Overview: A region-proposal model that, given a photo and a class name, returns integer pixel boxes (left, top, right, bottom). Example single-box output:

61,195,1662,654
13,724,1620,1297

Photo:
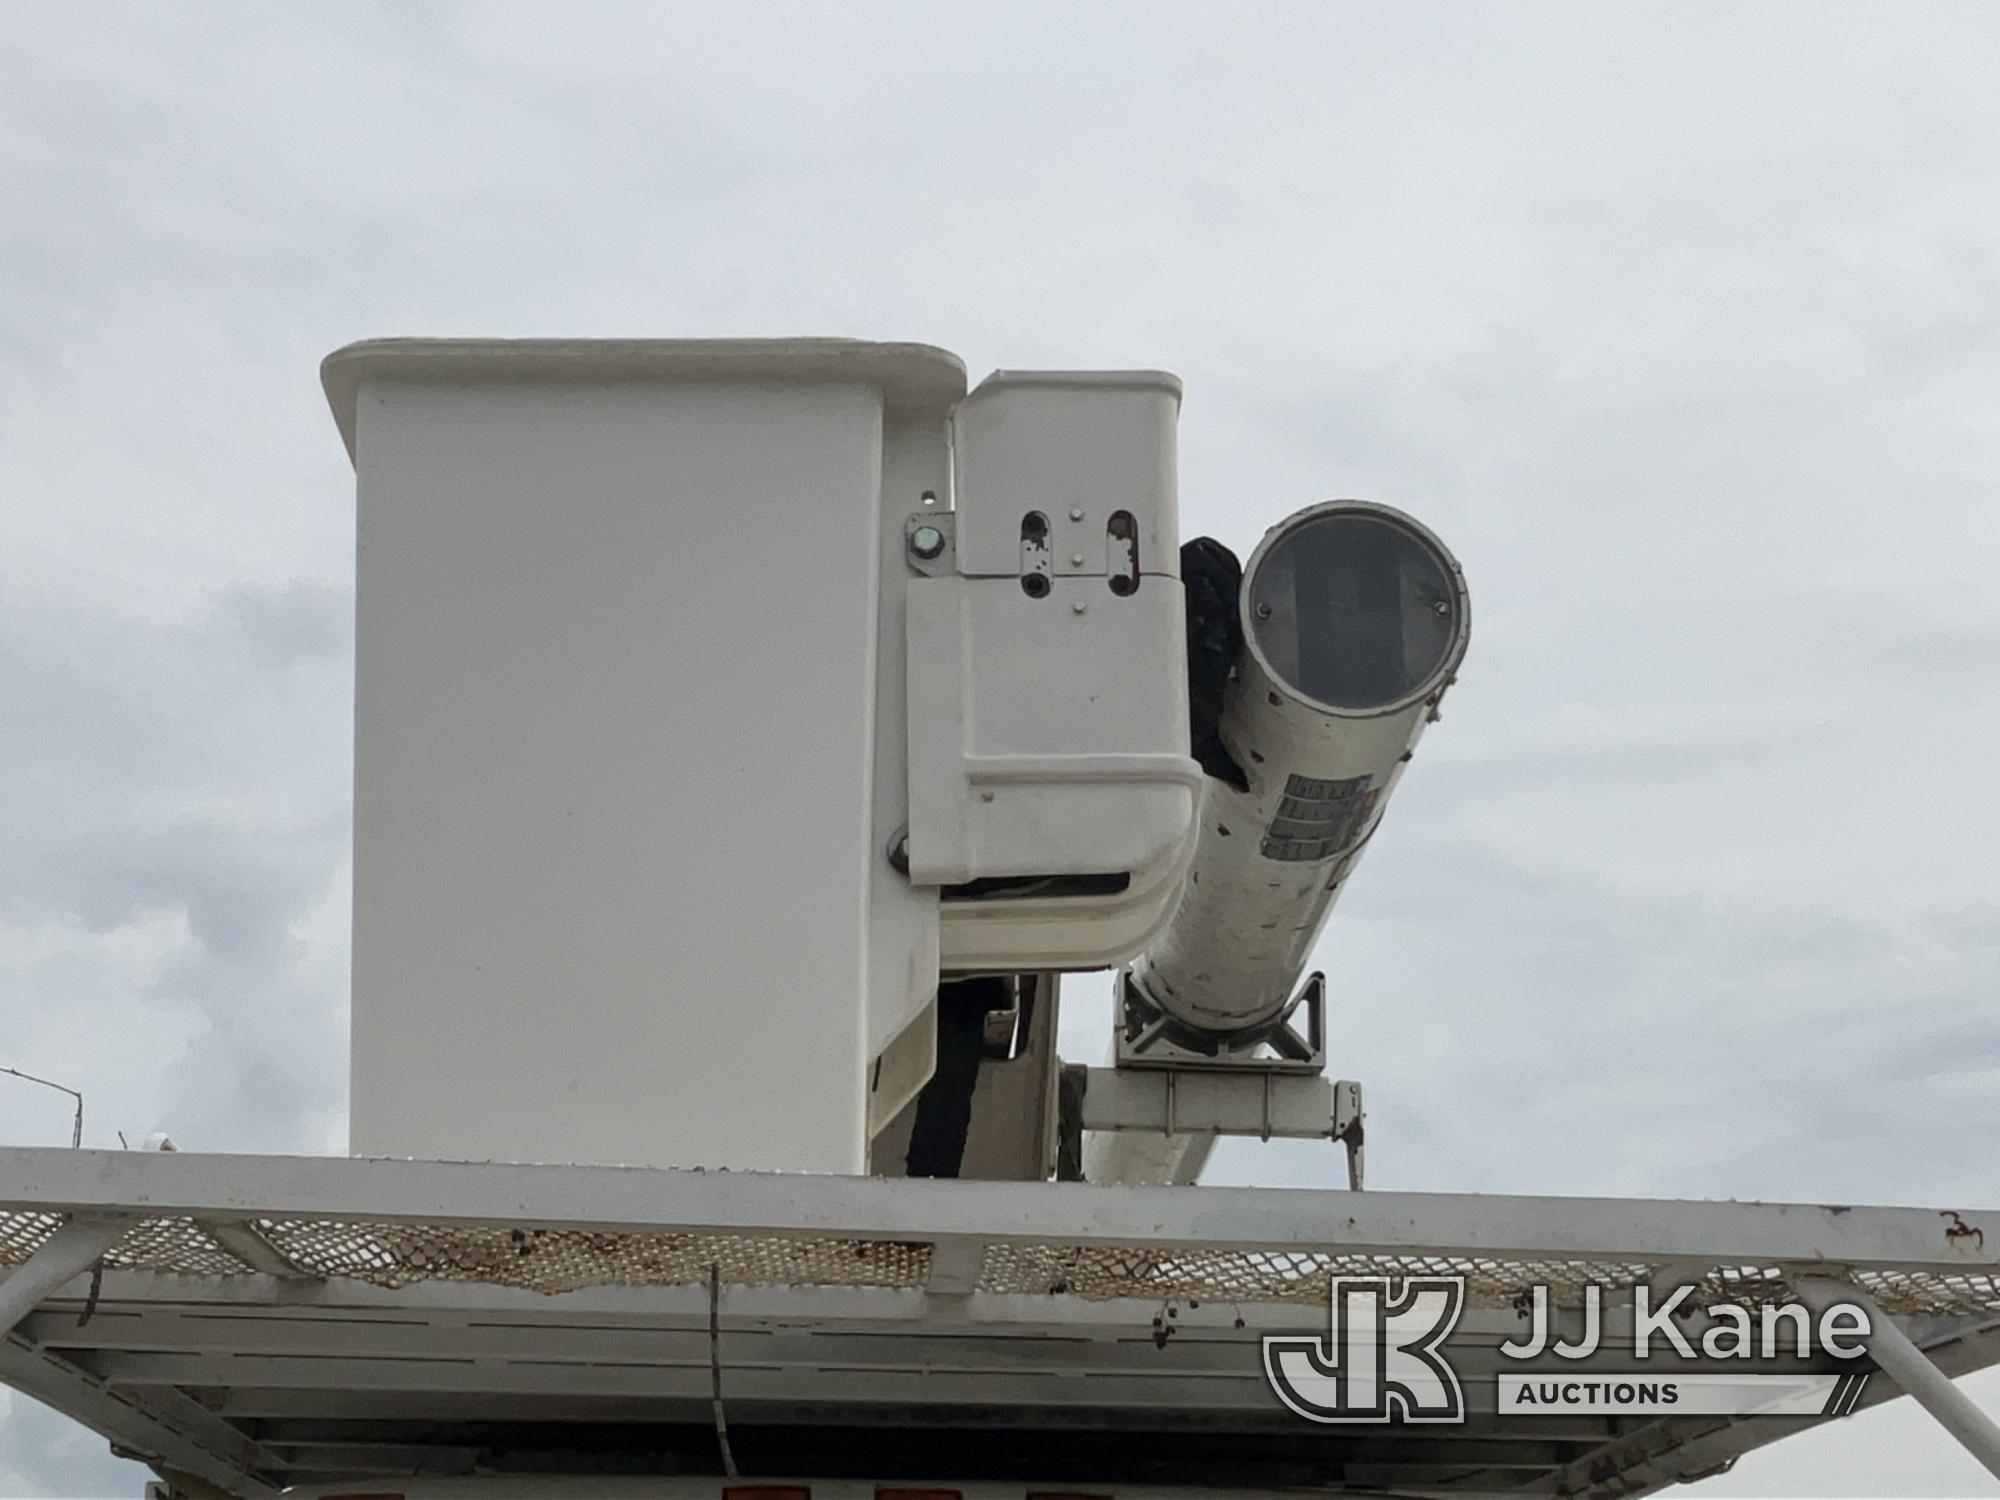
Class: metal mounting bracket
903,510,956,576
1113,967,1327,1074
1065,1064,1364,1188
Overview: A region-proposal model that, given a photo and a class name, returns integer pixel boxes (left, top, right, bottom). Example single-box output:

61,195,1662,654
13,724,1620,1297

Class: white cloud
5,2,2000,1494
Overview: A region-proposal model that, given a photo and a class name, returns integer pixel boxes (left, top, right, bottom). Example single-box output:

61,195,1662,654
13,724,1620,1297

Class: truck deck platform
3,1148,1996,1497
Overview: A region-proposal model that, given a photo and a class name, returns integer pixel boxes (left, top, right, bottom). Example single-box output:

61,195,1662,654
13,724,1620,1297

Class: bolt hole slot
1107,509,1140,595
1020,510,1054,598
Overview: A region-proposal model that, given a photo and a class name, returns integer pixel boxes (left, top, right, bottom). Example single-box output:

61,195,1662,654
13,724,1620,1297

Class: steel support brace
1798,1277,2000,1481
0,1214,130,1336
1078,1068,1363,1188
1076,1066,1343,1140
193,1219,314,1280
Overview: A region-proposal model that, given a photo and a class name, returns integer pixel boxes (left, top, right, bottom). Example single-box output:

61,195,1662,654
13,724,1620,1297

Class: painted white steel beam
191,1219,314,1280
0,1339,277,1495
0,1215,127,1336
76,1349,1588,1417
1075,1066,1340,1139
3,1148,1995,1274
1798,1277,2000,1482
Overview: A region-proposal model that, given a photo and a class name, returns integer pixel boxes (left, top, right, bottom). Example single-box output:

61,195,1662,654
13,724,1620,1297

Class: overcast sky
4,2,2000,1495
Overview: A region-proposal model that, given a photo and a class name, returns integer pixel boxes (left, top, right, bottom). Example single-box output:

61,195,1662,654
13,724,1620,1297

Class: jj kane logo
1263,1276,1467,1423
1263,1275,1874,1423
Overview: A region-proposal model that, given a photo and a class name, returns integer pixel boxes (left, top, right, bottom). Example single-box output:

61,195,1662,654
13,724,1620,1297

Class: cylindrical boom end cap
1243,501,1468,715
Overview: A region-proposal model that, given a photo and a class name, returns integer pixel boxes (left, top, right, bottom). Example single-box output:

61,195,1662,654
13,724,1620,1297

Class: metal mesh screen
1853,1266,2000,1318
975,1247,2000,1317
253,1219,931,1293
974,1244,1659,1309
104,1217,248,1277
0,1211,61,1266
3,1209,1995,1316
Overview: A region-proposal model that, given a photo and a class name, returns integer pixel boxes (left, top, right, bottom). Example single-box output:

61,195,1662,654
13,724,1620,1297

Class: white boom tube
1129,501,1470,1052
1093,503,1467,1188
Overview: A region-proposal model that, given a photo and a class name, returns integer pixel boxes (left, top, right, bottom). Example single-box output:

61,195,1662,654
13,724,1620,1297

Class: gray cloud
0,1391,143,1500
7,2,2000,1494
0,580,351,1159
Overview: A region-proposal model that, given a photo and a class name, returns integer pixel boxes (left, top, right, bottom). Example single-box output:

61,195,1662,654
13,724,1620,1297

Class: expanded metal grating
5,1209,1999,1315
1853,1266,2000,1318
979,1247,2000,1318
253,1219,931,1292
1693,1261,2000,1319
0,1213,265,1280
104,1217,247,1277
974,1243,1660,1308
0,1210,60,1266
